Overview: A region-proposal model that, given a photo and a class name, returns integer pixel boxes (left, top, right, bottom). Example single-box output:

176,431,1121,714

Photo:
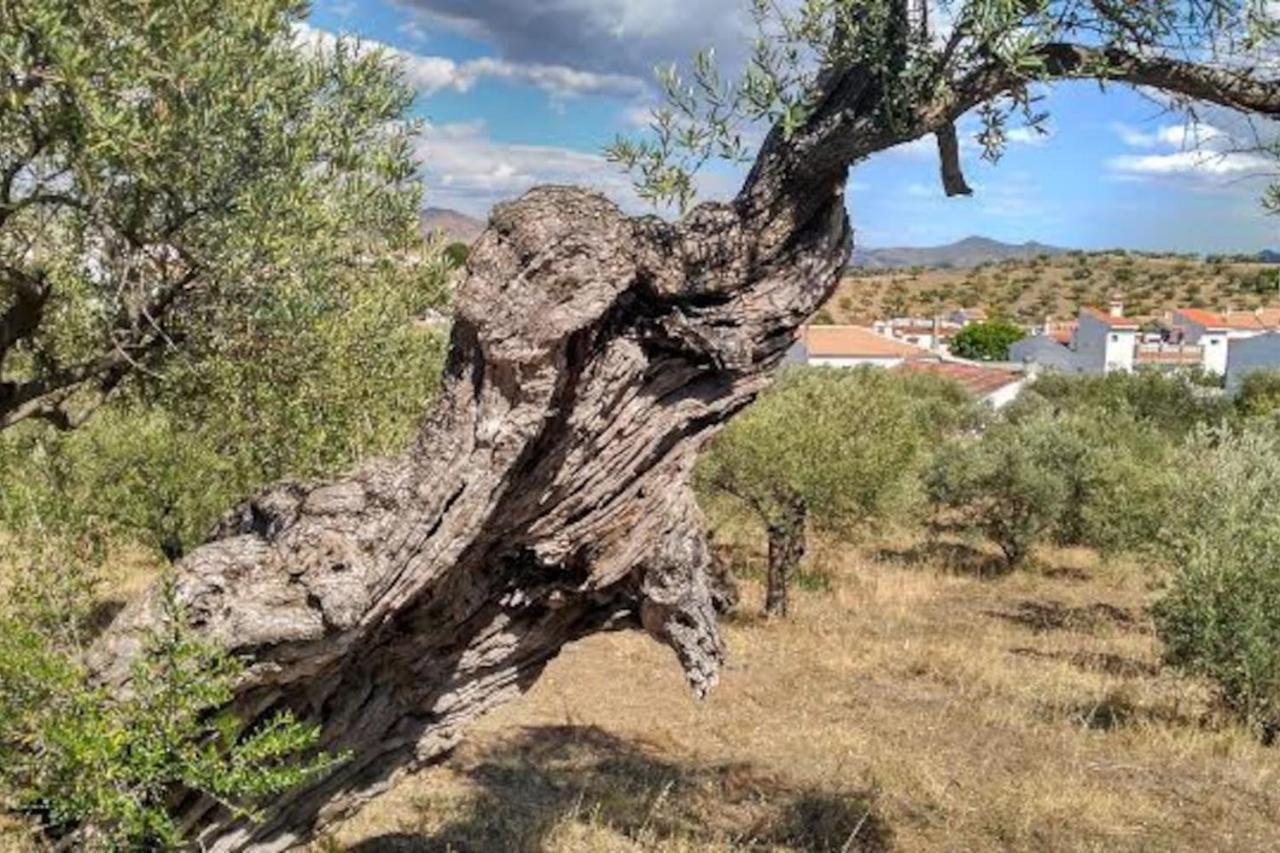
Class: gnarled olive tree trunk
88,142,853,849
86,38,1280,849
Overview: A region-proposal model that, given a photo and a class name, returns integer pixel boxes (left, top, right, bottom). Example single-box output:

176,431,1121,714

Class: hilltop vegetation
825,251,1280,324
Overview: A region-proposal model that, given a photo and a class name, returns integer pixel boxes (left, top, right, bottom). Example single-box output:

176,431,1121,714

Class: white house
1226,332,1280,394
871,317,960,351
790,325,937,368
1074,303,1139,373
1172,309,1234,375
895,360,1028,409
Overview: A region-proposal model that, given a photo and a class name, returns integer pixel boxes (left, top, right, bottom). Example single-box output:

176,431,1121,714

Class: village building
894,360,1028,409
1010,300,1266,377
1226,332,1280,394
789,325,938,368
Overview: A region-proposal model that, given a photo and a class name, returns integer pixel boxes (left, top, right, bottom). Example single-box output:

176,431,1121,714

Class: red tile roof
895,360,1024,397
1080,306,1140,329
1174,308,1230,329
802,326,933,358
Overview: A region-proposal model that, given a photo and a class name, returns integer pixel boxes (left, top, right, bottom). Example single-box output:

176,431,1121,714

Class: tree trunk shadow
340,724,892,852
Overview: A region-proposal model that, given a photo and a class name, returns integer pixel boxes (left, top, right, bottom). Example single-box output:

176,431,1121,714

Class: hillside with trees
824,252,1280,324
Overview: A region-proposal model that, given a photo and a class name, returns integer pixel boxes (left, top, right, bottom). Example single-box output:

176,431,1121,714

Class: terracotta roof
895,360,1024,397
1174,308,1230,329
1222,309,1280,330
1080,306,1140,329
802,325,933,358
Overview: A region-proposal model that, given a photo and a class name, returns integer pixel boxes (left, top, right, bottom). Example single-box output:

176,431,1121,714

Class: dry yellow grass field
314,538,1280,853
828,253,1280,325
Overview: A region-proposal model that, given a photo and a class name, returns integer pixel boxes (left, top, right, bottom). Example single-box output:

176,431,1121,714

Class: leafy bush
1237,369,1280,419
927,413,1072,569
0,578,342,849
1153,427,1280,740
1029,370,1231,439
949,320,1025,361
699,367,980,614
0,258,448,559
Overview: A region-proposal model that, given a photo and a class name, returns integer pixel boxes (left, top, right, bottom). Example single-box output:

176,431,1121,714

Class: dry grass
5,534,1277,851
319,537,1280,852
827,253,1279,325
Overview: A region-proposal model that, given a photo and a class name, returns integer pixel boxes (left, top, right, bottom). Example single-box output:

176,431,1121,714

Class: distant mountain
1259,249,1280,264
420,207,485,244
850,236,1069,269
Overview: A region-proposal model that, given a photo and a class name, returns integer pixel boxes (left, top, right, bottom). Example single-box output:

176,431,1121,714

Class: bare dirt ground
318,540,1280,852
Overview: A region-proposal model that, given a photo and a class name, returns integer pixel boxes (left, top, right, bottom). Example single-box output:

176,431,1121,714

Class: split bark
88,178,851,850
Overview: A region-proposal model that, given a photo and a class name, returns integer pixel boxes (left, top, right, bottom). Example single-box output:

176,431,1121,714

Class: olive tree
82,1,1280,848
1153,426,1280,741
0,0,421,431
698,367,970,616
927,412,1072,569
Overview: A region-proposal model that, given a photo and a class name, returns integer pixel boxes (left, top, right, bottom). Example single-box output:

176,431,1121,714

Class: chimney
1109,296,1125,318
1044,316,1054,335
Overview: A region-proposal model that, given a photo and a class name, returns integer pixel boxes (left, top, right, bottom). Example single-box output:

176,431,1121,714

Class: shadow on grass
1009,646,1159,678
873,540,1008,578
985,600,1143,635
346,725,892,852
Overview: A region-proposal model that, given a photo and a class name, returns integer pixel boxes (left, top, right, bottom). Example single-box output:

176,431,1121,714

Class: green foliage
0,258,448,558
608,0,1279,211
444,241,471,269
1029,369,1232,439
0,0,424,429
1152,427,1280,740
1237,369,1280,419
949,320,1025,362
927,413,1071,569
0,579,344,849
699,367,980,536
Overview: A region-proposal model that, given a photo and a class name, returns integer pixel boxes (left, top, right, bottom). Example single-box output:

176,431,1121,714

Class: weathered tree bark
84,34,1280,851
88,170,851,850
765,505,806,619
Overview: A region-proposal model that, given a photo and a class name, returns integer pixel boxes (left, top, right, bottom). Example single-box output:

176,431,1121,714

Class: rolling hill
849,236,1069,269
420,207,486,244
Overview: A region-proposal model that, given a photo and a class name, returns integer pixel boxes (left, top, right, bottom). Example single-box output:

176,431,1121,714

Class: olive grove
43,0,1280,848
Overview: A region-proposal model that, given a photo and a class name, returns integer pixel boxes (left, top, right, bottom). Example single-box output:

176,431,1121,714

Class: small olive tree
1237,369,1280,418
0,579,343,849
927,412,1073,569
699,367,976,616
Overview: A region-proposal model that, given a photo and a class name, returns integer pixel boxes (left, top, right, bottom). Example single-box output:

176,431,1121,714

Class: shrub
1237,370,1280,419
949,320,1025,361
1153,427,1280,740
0,577,343,849
926,413,1072,569
699,368,980,614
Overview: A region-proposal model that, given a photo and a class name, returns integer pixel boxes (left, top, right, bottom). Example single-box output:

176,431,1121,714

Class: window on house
1111,335,1119,343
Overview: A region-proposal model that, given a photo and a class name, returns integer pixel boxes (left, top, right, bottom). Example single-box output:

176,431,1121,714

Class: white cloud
398,17,430,44
417,121,735,216
1108,120,1273,181
295,22,646,101
1112,121,1224,150
1005,126,1050,146
1108,149,1273,177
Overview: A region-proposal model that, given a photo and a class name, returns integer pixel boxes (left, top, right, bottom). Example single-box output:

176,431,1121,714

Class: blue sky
307,0,1280,253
